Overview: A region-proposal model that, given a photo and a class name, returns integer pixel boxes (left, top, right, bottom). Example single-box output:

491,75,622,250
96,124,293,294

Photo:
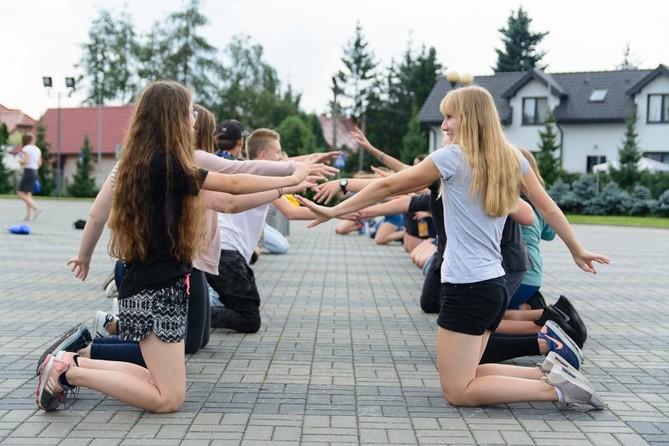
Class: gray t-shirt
429,144,529,284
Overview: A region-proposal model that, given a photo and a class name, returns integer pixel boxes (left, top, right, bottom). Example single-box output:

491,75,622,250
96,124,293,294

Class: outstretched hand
304,151,343,165
572,250,611,274
292,163,326,184
67,256,90,281
300,157,339,178
295,195,334,228
311,179,343,204
350,127,373,151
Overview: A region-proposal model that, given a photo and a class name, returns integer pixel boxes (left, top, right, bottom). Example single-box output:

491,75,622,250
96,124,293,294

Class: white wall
504,80,562,152
635,75,669,153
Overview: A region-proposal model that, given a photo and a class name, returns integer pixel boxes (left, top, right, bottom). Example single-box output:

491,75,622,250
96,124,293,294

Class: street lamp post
446,70,474,89
43,76,75,197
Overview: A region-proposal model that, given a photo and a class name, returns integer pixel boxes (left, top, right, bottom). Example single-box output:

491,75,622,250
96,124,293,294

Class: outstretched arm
522,168,610,273
297,158,441,227
202,163,321,195
67,170,114,280
351,127,409,172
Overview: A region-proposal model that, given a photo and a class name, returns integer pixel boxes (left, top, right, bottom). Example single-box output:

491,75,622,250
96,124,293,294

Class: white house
418,64,669,173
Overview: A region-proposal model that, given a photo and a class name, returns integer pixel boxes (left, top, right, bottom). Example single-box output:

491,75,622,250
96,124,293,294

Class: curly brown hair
108,80,205,264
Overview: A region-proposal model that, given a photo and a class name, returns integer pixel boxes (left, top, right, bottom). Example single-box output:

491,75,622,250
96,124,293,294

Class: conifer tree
609,116,642,191
67,135,98,197
536,111,561,186
494,7,548,72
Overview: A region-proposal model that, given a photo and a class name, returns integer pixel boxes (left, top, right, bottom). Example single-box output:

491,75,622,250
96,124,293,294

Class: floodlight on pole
43,76,76,197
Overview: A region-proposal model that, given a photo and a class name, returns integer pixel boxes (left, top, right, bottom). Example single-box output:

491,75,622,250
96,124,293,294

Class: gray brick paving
1,197,668,445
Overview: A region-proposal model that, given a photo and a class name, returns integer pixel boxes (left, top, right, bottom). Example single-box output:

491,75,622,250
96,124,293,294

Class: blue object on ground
8,224,30,234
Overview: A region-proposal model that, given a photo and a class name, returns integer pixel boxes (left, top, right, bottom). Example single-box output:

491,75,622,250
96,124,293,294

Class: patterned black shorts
117,278,188,343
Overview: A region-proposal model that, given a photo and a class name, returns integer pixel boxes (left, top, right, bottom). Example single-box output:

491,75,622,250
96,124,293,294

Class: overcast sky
2,0,667,120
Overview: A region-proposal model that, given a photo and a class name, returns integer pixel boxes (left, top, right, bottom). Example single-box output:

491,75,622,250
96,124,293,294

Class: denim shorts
436,276,508,335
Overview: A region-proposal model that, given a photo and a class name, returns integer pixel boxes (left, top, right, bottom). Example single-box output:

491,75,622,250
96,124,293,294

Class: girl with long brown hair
37,80,318,413
297,85,610,411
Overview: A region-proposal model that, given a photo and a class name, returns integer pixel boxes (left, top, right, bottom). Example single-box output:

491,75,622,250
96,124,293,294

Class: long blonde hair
439,85,522,217
109,80,205,264
194,104,216,153
518,148,544,187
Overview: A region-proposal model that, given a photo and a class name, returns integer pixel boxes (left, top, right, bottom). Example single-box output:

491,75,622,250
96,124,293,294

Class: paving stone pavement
0,197,668,445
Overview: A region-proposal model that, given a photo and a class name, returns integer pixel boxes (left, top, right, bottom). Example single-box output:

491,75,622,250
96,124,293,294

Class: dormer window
589,88,608,102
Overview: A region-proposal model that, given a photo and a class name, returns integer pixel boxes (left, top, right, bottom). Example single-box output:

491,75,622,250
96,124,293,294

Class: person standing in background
16,132,42,220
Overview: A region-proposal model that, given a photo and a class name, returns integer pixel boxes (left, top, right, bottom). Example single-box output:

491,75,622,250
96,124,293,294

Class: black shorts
436,276,508,335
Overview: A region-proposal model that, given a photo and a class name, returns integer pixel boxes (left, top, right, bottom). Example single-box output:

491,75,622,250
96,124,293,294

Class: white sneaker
543,365,606,411
92,311,115,338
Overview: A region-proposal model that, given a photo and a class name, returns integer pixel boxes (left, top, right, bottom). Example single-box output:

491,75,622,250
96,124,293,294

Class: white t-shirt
22,144,41,170
218,204,270,264
429,144,529,284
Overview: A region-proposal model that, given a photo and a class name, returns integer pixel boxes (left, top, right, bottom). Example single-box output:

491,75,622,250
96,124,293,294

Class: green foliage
35,122,54,196
364,41,441,164
609,116,642,191
136,0,221,105
536,111,561,186
78,7,137,104
548,174,668,218
275,116,316,157
628,186,657,216
399,111,428,165
67,135,98,198
210,35,301,129
335,22,377,122
584,182,631,215
638,170,669,198
653,190,669,217
0,123,13,193
494,6,548,72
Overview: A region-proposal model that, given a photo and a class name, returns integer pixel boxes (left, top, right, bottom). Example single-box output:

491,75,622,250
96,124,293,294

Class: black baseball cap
215,119,244,141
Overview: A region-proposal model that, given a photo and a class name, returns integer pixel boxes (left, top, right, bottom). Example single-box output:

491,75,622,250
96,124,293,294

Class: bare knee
150,393,185,413
441,385,476,407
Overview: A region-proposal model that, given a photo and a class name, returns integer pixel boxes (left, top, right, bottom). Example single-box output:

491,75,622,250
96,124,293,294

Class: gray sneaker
539,351,592,388
544,365,606,411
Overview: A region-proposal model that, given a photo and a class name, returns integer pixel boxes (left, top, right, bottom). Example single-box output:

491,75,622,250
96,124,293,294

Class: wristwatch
339,178,348,194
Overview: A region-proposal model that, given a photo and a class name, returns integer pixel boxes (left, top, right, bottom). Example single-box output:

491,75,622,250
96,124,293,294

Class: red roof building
0,104,38,136
40,104,134,186
318,115,359,151
41,105,134,156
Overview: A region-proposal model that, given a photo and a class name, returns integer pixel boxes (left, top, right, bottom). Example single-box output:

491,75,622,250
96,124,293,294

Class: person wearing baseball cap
215,119,245,160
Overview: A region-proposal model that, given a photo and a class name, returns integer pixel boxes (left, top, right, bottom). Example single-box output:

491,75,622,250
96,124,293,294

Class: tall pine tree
609,116,642,191
0,123,13,193
67,135,98,198
494,7,548,72
536,111,561,187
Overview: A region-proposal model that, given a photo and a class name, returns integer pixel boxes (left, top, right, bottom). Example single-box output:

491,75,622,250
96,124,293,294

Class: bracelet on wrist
277,187,283,198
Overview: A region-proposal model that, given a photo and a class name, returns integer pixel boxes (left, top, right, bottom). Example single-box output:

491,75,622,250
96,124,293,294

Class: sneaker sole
35,357,59,411
541,352,592,388
544,367,605,411
35,325,90,376
544,320,584,369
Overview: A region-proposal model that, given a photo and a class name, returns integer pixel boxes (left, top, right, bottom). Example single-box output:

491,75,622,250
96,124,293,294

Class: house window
648,94,669,123
522,97,548,125
589,88,608,102
587,155,606,173
644,152,669,163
